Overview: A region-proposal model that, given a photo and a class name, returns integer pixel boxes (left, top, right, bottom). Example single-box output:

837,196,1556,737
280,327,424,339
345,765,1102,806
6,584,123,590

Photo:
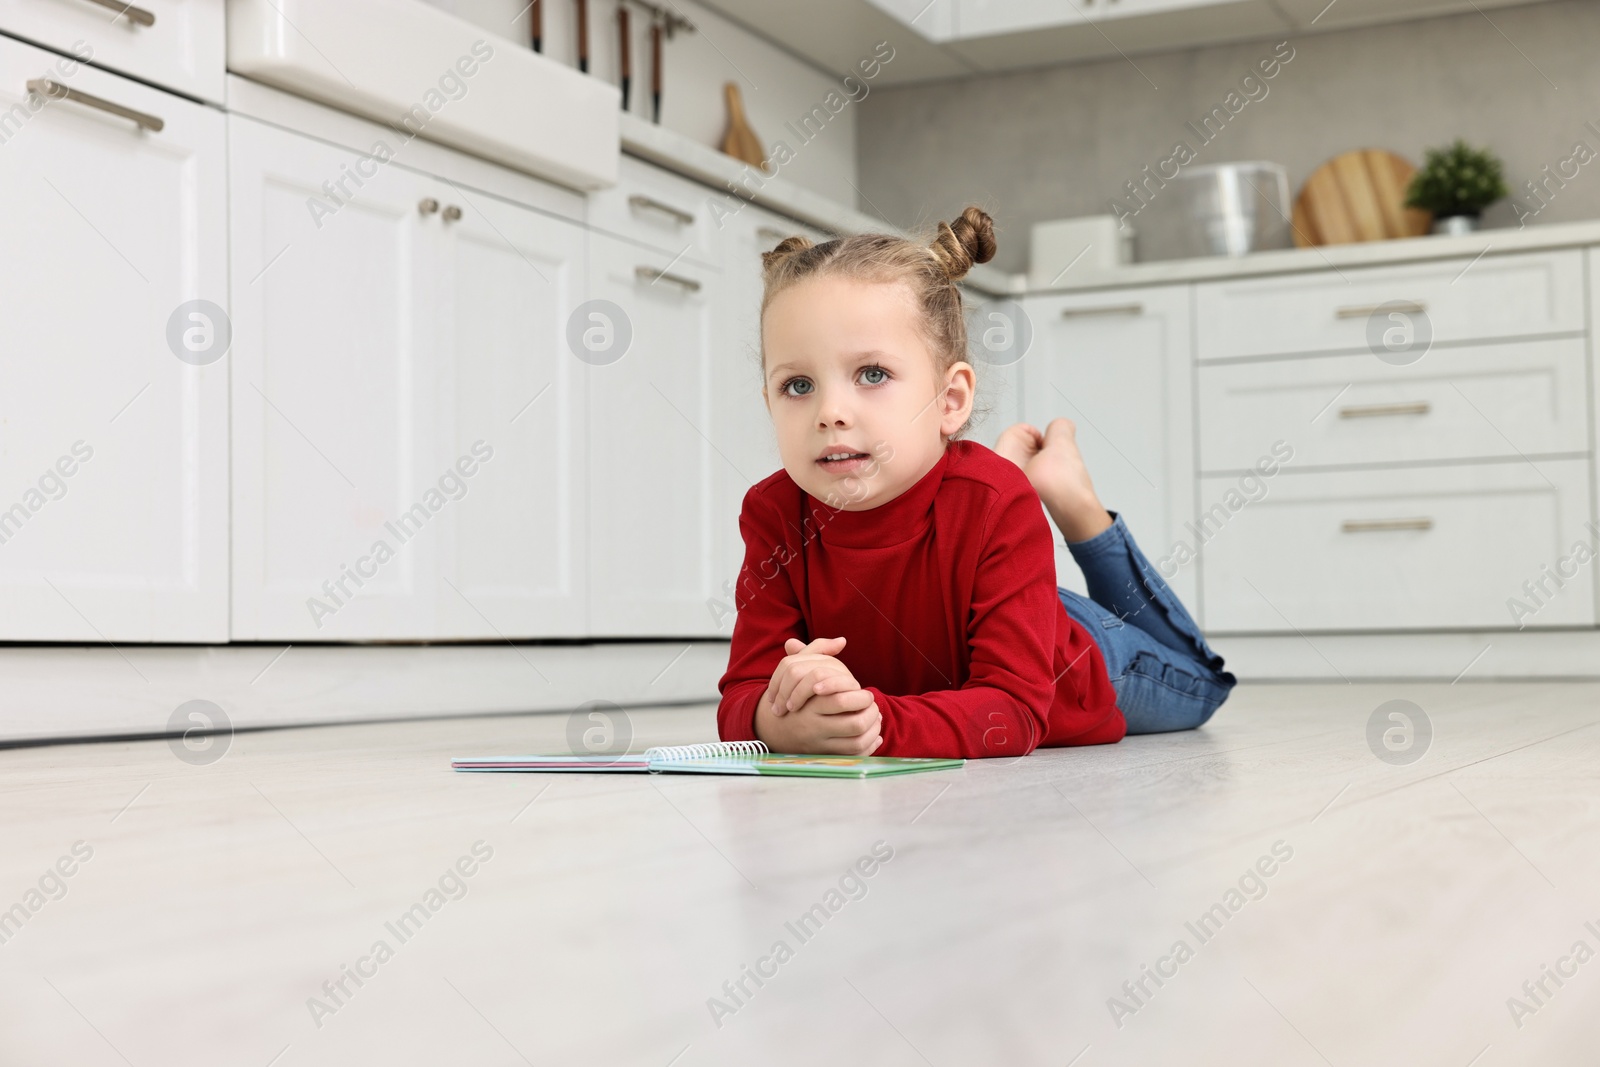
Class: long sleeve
715,485,807,742
864,485,1058,759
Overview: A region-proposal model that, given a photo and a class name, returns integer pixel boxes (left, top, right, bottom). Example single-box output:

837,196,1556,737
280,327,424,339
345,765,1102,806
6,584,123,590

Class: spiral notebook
451,740,963,778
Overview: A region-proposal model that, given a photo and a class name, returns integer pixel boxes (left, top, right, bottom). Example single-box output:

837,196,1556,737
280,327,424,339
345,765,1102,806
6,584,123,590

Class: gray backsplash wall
856,0,1600,273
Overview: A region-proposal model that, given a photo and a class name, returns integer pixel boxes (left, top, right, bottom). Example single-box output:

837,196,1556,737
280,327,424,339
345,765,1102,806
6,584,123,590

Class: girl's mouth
816,452,872,474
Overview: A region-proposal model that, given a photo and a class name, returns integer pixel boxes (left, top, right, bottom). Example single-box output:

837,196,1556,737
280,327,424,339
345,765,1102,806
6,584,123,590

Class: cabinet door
229,115,441,640
435,186,588,638
1019,286,1197,610
0,36,227,641
586,230,723,636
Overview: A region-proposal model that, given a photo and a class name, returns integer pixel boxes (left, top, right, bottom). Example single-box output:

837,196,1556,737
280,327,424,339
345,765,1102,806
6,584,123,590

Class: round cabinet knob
418,198,440,215
442,205,463,222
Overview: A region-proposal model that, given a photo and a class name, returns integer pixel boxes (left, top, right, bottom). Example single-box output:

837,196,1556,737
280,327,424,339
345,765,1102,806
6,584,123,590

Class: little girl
715,206,1237,759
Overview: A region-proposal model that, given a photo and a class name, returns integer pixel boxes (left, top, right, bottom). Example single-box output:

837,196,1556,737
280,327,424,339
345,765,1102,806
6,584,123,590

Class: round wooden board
1291,149,1434,247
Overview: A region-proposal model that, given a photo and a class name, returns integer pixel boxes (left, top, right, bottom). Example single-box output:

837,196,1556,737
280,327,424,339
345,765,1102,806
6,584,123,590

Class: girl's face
761,274,974,511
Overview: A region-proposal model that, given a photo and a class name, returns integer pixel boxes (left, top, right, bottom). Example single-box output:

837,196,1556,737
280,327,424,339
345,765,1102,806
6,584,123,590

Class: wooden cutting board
1292,149,1433,246
720,82,767,170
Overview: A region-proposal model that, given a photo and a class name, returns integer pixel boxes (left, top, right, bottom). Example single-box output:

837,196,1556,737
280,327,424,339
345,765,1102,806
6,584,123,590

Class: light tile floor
2,681,1598,1066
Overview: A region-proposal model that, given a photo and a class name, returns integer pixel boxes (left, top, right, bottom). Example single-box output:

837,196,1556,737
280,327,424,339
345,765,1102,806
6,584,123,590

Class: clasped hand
753,636,883,756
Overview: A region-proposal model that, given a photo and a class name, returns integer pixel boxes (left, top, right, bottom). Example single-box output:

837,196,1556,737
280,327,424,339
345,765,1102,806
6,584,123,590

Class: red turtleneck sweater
715,440,1126,759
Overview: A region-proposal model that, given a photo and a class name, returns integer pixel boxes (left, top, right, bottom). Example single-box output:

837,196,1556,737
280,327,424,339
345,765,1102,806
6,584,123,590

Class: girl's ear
937,361,977,438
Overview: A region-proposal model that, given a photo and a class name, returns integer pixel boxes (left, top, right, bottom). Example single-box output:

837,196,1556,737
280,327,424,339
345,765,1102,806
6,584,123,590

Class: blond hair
758,205,998,440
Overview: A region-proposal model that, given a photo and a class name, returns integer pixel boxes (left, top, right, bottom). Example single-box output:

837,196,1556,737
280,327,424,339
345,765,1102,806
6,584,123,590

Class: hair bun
929,205,997,283
761,234,814,283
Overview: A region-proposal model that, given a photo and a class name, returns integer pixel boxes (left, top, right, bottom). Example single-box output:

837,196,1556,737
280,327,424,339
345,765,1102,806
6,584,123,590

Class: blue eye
861,366,889,385
781,377,814,397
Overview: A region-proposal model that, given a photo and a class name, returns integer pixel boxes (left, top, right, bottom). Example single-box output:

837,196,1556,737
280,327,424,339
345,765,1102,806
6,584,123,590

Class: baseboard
0,641,730,745
4,630,1595,745
1208,628,1600,681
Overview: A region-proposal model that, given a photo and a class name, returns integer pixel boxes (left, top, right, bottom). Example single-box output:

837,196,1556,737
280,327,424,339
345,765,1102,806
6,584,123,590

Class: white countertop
620,112,1600,298
1030,217,1600,294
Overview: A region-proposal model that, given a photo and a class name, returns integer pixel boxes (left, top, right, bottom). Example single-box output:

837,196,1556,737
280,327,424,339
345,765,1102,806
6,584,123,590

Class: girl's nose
815,389,851,428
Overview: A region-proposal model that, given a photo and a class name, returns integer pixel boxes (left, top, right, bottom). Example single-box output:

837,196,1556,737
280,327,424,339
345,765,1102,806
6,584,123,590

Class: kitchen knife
576,0,588,73
650,16,662,123
619,6,630,110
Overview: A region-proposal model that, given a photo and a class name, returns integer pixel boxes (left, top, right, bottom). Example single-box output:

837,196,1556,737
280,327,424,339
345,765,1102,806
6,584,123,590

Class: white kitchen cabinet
230,114,588,640
435,181,588,639
0,0,226,103
1197,337,1590,472
585,228,725,637
230,115,441,640
0,34,227,642
1194,249,1585,361
1201,459,1596,631
1018,286,1197,609
963,286,1025,451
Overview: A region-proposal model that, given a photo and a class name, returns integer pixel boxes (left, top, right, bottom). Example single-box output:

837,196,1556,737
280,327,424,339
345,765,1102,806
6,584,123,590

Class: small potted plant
1404,139,1510,236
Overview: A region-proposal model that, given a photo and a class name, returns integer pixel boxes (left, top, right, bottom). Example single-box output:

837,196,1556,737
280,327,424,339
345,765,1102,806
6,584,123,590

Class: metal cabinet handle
635,265,701,292
27,78,163,132
442,205,463,222
1341,517,1434,533
1060,302,1142,318
628,194,694,226
418,198,440,215
1339,401,1431,419
1335,299,1427,319
74,0,156,26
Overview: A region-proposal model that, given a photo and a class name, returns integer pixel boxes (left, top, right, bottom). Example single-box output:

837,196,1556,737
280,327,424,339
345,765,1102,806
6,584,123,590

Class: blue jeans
1057,511,1236,734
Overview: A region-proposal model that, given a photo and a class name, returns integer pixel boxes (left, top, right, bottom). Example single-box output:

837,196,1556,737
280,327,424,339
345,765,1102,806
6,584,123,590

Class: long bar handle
1341,517,1434,533
635,264,701,292
27,78,164,132
1335,299,1427,319
76,0,156,25
1060,302,1143,319
1339,401,1431,419
628,194,694,226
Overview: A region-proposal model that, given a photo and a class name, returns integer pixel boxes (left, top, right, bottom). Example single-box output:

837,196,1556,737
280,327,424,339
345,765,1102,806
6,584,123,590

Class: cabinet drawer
1196,249,1585,361
1200,459,1596,631
1198,337,1590,472
0,0,224,103
587,154,720,269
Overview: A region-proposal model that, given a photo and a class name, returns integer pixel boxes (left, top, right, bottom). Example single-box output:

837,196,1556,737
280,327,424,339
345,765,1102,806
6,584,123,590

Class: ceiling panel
700,0,1560,84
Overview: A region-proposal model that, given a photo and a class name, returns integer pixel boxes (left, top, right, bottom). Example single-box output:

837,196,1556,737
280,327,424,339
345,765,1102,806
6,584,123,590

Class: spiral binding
643,740,769,762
